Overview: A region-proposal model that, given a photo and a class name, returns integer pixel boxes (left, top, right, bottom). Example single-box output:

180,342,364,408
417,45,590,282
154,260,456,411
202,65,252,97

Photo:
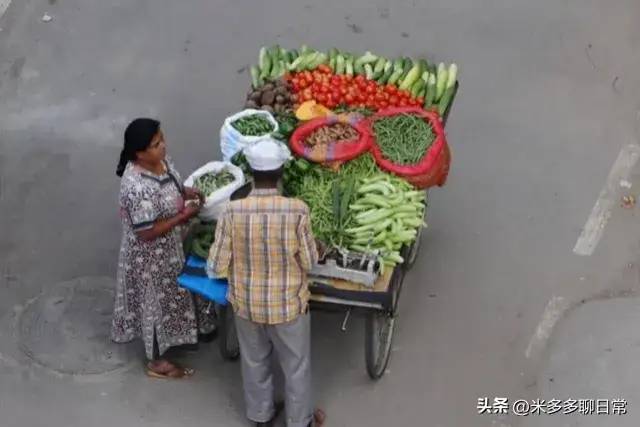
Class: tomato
357,93,367,103
355,75,365,84
417,96,425,105
339,86,348,96
399,99,408,107
379,100,389,109
385,84,398,94
344,74,353,81
316,93,327,103
375,92,385,101
345,93,355,104
365,85,376,95
317,64,330,74
389,95,399,105
303,88,312,99
320,84,330,94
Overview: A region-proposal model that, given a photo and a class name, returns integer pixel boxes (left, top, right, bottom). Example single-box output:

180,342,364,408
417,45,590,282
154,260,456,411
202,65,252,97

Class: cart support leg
341,308,352,332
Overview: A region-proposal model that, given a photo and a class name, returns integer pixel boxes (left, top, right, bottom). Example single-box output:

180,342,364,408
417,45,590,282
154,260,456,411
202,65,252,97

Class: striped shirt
207,188,318,324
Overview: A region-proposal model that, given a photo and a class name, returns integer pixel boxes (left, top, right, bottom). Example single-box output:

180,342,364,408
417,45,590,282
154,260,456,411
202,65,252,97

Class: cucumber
307,52,327,70
378,61,394,84
259,47,272,79
285,51,295,65
438,85,456,115
250,65,261,89
328,47,339,62
410,79,425,98
354,51,378,69
446,63,458,88
364,63,374,79
278,46,287,61
373,57,387,74
335,54,346,74
345,55,354,76
402,57,413,76
399,63,422,91
297,52,318,71
329,56,337,72
288,55,305,71
299,44,311,55
435,62,448,101
425,73,437,107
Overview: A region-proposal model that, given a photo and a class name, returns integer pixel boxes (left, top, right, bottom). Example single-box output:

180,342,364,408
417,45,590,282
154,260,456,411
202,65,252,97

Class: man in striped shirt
208,140,324,427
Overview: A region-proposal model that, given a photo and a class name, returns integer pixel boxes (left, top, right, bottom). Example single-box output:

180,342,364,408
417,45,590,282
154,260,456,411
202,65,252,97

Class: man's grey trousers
234,313,313,427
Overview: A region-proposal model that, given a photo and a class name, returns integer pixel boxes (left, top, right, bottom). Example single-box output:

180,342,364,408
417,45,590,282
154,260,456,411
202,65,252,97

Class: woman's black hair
116,118,161,177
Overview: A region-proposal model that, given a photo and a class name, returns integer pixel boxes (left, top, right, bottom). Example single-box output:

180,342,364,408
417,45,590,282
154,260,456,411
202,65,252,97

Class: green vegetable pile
194,170,235,196
188,223,215,259
284,154,380,246
272,112,299,141
231,114,275,136
347,174,426,268
373,114,435,165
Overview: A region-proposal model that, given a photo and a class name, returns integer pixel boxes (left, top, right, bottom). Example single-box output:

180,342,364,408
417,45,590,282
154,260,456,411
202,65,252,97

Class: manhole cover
18,276,137,375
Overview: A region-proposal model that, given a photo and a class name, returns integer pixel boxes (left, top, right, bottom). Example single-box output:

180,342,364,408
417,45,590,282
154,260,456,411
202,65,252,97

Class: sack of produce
289,114,372,165
369,107,450,189
184,162,245,221
220,109,280,161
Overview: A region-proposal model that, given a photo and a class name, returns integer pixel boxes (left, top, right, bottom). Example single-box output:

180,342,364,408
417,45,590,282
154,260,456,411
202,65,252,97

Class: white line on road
525,296,569,359
573,144,640,256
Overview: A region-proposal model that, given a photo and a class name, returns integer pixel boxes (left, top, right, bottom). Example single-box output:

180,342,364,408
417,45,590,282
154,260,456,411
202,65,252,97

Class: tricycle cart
208,203,425,380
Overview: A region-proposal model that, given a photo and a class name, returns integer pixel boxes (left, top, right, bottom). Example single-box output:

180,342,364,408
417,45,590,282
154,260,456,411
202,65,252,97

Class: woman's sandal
145,361,194,379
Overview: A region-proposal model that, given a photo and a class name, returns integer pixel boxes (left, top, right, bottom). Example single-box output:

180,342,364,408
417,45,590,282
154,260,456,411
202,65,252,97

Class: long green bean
372,114,435,165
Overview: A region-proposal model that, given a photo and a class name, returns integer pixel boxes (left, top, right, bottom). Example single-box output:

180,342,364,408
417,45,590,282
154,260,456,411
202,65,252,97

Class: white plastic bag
220,109,280,161
184,162,245,221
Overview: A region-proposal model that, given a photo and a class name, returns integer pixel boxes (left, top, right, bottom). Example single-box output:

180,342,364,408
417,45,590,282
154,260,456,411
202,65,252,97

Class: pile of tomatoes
286,65,424,110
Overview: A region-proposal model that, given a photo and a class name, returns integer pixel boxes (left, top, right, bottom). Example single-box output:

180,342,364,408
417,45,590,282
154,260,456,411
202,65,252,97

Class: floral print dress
111,158,215,360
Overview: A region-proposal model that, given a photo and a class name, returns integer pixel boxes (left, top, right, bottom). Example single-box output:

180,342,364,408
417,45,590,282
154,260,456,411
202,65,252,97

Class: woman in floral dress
112,118,216,378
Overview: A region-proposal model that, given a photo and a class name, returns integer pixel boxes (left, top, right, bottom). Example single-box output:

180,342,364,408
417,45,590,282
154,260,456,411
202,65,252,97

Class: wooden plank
310,269,393,294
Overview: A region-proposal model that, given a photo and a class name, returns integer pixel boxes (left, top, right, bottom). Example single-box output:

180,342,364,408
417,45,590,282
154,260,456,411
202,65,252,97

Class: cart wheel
216,304,240,361
365,311,396,380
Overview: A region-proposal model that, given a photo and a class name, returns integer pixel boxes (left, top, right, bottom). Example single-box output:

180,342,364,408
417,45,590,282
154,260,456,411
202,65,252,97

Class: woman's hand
184,187,205,205
180,203,201,221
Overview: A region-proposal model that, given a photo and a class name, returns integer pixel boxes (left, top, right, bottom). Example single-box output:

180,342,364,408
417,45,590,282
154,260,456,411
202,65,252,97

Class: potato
260,90,276,106
245,100,259,109
249,91,262,102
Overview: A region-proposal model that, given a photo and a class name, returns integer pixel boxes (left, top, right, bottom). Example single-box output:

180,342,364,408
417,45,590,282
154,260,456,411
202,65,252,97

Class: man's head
244,139,290,188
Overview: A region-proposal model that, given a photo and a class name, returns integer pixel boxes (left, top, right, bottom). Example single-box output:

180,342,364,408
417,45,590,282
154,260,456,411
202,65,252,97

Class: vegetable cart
181,44,458,380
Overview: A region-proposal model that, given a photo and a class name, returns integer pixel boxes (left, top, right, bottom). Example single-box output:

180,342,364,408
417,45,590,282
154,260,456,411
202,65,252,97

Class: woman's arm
136,205,199,242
